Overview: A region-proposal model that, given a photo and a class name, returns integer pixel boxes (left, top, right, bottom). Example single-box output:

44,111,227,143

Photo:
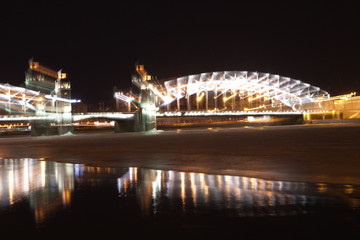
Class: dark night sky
1,1,359,105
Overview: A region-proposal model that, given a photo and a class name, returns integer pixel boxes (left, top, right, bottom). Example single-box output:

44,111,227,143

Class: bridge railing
156,110,303,117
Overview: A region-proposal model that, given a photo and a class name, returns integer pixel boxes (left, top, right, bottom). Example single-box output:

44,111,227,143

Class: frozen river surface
1,123,360,185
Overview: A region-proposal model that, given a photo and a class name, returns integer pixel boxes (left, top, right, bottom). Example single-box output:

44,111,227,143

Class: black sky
1,1,359,104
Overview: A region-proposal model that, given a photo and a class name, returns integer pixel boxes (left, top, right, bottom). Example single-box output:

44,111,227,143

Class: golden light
197,92,205,101
223,93,237,102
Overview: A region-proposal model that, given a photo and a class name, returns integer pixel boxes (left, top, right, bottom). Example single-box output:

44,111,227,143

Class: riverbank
1,123,360,185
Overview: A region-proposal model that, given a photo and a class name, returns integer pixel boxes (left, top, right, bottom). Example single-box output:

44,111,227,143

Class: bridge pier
114,115,139,133
30,113,74,136
113,96,156,133
30,119,58,136
137,89,157,131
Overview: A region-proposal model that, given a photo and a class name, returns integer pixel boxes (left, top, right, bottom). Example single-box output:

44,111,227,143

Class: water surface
1,158,359,239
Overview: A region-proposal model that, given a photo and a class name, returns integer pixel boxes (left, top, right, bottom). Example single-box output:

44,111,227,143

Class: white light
45,95,80,103
63,106,71,113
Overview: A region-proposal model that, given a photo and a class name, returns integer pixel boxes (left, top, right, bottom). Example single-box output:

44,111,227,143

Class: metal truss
161,71,329,111
0,83,79,115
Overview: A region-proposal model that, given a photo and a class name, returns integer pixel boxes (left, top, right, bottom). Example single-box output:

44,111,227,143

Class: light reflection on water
0,158,359,231
118,167,360,217
0,158,78,223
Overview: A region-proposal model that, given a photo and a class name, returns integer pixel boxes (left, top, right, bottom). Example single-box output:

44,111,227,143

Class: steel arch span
158,71,329,112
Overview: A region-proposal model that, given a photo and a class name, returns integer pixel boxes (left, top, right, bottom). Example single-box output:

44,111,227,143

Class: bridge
0,59,80,136
0,112,136,122
0,61,158,135
115,70,329,112
115,67,360,126
1,61,359,136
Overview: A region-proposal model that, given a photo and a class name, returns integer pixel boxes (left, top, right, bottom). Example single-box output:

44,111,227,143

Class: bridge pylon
129,65,157,132
26,59,74,136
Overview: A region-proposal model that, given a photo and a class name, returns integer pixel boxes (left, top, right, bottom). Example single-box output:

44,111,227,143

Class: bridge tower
130,65,157,132
25,59,74,136
54,69,73,135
